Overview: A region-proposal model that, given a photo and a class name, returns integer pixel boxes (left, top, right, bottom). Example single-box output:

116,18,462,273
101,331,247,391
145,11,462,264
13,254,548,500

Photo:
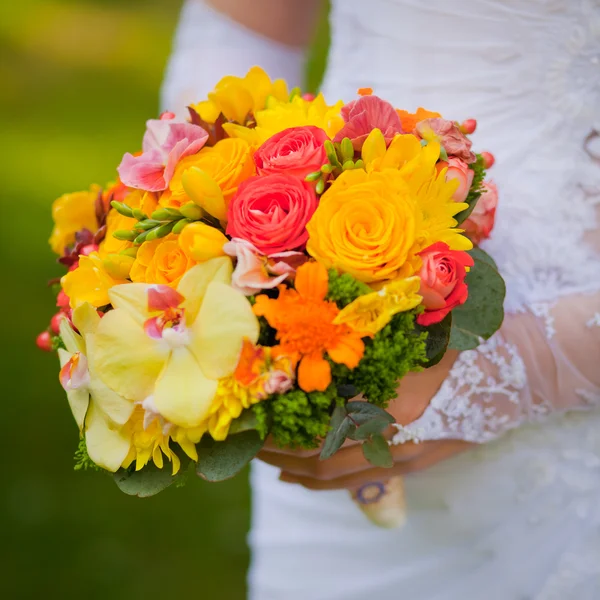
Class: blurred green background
1,1,328,598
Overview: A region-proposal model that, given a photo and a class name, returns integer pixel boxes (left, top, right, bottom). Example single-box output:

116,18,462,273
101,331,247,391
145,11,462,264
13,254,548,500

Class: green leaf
469,246,498,270
449,249,506,351
228,408,258,435
345,402,395,425
113,462,181,498
362,434,394,468
320,405,355,460
454,190,481,225
196,431,264,482
418,313,452,368
350,416,392,441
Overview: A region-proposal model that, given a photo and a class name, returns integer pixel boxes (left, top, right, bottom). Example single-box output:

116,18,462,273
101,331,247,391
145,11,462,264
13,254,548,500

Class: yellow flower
49,186,100,255
178,222,228,262
224,93,345,145
130,233,197,287
99,190,158,258
59,304,134,472
93,257,259,430
333,277,423,336
162,137,255,215
190,66,289,124
62,252,129,308
306,157,471,284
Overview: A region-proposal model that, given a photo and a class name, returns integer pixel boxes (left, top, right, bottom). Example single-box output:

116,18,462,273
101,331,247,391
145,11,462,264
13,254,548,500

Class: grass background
0,1,328,598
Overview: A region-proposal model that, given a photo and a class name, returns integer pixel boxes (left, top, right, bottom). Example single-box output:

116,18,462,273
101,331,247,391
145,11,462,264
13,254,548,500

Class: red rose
226,174,318,255
254,126,329,179
463,181,498,245
416,242,474,326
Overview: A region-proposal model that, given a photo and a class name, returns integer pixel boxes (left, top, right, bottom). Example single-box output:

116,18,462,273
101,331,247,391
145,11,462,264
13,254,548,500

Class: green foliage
73,438,103,472
332,310,428,407
256,386,340,449
113,461,182,498
326,269,372,308
455,154,487,225
362,434,394,468
417,313,452,367
51,334,66,351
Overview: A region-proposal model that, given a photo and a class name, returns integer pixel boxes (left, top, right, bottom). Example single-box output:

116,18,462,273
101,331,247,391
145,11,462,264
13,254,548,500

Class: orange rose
129,233,196,287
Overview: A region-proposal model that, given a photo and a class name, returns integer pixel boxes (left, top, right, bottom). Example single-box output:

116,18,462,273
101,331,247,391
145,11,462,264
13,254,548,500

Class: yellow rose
62,252,129,308
130,234,197,287
49,186,100,255
162,138,255,210
178,222,229,262
99,190,158,257
306,169,421,284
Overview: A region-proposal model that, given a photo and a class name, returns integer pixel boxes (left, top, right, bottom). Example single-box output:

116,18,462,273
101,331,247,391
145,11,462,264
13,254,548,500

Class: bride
161,1,600,598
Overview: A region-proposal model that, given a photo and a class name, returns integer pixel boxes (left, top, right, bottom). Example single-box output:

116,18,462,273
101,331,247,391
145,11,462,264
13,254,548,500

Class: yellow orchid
333,277,423,336
190,66,289,125
224,93,345,145
92,257,259,430
62,252,130,308
58,304,134,471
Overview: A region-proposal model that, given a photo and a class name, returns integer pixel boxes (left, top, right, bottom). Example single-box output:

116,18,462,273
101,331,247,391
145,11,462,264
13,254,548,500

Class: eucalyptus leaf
469,246,498,271
362,434,394,468
346,402,395,425
113,462,181,498
454,190,481,225
349,416,393,441
196,431,264,482
449,249,506,351
418,313,452,368
228,408,258,435
320,405,355,460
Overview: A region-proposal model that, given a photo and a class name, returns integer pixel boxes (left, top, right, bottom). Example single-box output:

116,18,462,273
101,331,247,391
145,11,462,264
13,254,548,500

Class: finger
279,440,472,491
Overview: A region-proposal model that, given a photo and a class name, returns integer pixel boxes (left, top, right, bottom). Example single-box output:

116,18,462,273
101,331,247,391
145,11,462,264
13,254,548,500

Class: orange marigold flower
252,262,365,392
397,107,442,133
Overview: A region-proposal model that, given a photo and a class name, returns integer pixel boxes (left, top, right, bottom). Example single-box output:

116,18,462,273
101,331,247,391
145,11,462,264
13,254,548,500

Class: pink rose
223,238,306,296
226,174,318,255
445,158,475,203
415,118,476,164
117,116,208,192
416,242,474,326
333,95,403,151
254,126,329,179
463,181,499,245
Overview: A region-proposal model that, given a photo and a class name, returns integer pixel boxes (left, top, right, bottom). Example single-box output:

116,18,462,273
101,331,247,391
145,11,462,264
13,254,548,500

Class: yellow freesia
93,257,259,431
224,93,345,145
190,66,289,124
62,252,129,308
333,277,423,336
178,222,228,262
49,186,100,255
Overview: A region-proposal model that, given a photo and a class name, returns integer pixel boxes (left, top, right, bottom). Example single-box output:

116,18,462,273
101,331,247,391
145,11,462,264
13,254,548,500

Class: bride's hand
257,351,474,491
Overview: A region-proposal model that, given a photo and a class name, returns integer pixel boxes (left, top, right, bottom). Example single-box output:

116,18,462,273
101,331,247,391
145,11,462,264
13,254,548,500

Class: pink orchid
333,95,404,151
117,116,208,192
223,238,306,296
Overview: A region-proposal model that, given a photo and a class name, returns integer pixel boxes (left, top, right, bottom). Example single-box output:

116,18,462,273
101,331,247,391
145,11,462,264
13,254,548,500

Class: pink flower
416,242,474,326
445,158,475,203
254,126,329,179
415,118,476,164
117,117,208,192
223,238,306,296
333,95,403,151
263,370,294,395
226,174,318,255
463,181,499,245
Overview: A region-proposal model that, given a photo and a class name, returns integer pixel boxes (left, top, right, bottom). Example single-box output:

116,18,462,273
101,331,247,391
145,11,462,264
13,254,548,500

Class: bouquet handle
350,475,406,528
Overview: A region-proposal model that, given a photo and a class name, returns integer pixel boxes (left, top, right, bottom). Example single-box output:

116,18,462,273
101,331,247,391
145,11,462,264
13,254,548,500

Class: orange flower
397,107,442,133
252,262,365,392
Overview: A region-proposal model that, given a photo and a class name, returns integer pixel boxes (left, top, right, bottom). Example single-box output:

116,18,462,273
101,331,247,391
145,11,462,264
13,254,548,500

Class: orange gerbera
252,262,365,392
397,107,442,133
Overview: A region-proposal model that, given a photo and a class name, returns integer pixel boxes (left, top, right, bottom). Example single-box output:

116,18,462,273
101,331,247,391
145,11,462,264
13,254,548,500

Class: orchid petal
108,283,155,325
59,318,84,354
71,302,101,337
85,402,131,472
58,348,89,430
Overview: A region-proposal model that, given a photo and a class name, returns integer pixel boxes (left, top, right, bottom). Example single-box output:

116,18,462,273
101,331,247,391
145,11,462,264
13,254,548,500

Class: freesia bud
36,331,53,352
481,151,495,169
50,312,64,334
460,119,477,134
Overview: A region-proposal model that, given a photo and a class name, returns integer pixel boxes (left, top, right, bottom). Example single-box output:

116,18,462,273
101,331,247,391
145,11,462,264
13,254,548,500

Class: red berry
57,290,70,310
50,313,64,334
481,151,495,169
160,111,176,120
36,331,53,352
460,119,477,134
302,93,315,102
80,244,98,256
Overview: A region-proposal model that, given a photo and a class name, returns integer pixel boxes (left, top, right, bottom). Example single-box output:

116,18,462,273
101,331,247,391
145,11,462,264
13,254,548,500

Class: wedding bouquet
38,67,504,519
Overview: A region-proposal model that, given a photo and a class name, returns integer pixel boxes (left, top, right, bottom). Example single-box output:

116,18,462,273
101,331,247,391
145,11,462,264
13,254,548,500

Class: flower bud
179,203,204,221
302,93,315,101
110,201,134,218
316,178,325,195
103,254,135,279
36,331,53,352
50,312,65,334
132,208,148,221
160,111,176,120
114,230,138,241
481,151,495,169
460,119,477,134
151,208,181,221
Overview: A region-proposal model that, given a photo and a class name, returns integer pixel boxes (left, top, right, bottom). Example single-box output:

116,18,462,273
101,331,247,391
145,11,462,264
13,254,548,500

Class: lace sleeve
160,0,306,115
401,290,600,444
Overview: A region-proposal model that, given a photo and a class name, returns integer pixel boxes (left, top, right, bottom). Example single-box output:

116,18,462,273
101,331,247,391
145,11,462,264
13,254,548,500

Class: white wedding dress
162,1,600,598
